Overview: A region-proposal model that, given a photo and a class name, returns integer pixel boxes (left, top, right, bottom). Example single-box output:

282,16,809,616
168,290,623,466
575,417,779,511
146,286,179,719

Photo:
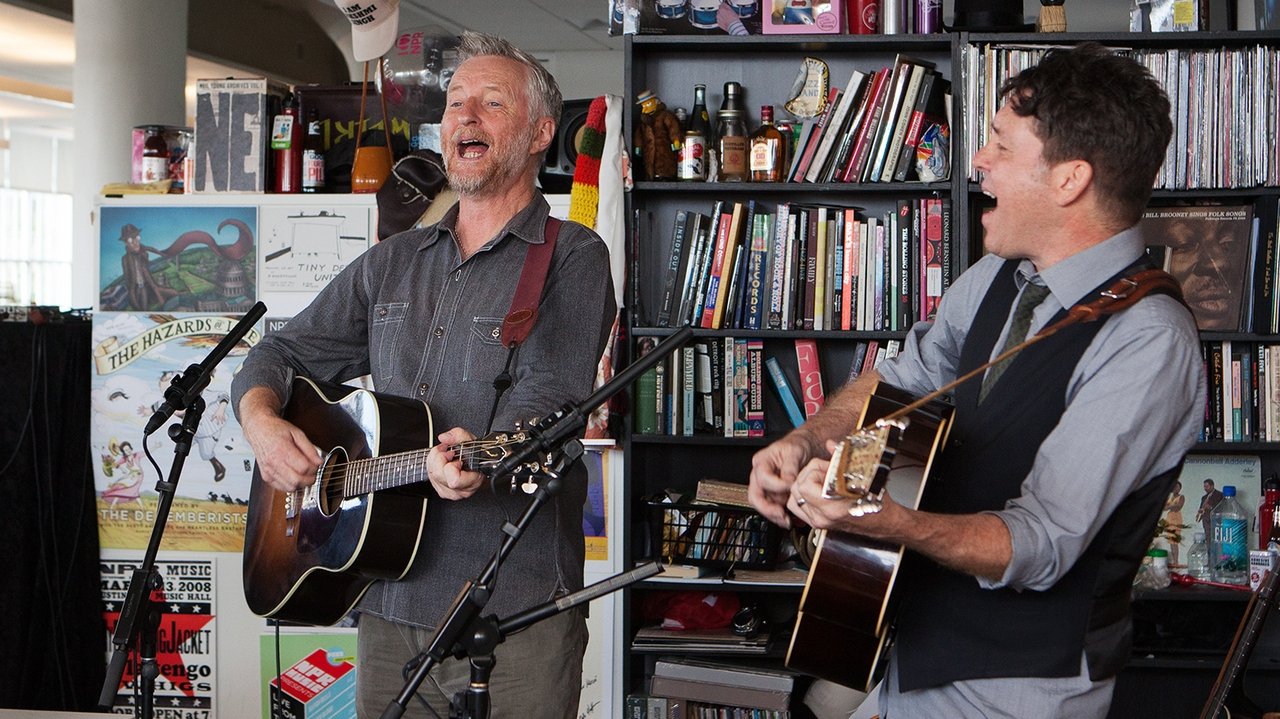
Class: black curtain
0,321,106,709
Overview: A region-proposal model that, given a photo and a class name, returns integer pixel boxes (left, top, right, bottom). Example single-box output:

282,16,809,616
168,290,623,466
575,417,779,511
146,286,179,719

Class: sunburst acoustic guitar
242,376,530,626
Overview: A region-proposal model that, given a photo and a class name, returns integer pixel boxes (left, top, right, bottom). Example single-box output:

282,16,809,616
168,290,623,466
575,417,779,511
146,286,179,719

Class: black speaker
539,98,594,194
950,0,1033,31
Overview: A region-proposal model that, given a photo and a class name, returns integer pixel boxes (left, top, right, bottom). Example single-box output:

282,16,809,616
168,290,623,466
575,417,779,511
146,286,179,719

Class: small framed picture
761,0,842,34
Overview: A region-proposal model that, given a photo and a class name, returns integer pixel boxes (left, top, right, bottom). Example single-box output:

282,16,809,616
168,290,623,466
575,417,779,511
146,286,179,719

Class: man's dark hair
1001,42,1172,227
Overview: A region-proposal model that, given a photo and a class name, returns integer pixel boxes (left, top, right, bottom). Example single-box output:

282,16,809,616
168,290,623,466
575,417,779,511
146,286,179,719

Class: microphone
144,302,266,435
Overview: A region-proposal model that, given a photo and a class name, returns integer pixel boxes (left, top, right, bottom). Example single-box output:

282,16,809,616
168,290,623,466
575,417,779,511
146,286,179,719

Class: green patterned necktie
980,281,1051,403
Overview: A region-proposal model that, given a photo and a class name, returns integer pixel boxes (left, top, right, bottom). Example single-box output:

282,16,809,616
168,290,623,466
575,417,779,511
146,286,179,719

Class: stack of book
638,656,796,718
631,625,771,655
787,54,951,186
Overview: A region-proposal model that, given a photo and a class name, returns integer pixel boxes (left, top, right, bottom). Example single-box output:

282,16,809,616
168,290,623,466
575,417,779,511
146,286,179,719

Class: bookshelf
620,28,1280,716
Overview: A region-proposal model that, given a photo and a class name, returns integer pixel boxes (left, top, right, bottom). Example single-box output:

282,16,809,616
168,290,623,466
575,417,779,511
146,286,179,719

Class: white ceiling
0,0,618,139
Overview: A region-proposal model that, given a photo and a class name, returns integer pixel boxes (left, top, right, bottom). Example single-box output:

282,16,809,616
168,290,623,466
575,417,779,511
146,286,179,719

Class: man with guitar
750,43,1204,718
231,32,616,718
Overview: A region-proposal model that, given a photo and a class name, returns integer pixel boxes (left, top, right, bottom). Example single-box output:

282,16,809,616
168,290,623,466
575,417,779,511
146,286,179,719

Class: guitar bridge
284,490,298,536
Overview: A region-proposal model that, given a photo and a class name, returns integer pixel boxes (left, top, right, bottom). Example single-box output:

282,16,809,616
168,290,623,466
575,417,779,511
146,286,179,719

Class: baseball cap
334,0,401,62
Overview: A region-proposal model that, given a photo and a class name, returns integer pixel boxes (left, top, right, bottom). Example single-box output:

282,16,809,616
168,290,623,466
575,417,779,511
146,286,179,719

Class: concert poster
257,204,372,318
91,311,260,552
99,205,258,313
101,556,218,717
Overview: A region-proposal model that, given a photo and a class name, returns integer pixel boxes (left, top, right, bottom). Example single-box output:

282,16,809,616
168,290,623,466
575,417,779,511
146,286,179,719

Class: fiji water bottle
1211,485,1249,585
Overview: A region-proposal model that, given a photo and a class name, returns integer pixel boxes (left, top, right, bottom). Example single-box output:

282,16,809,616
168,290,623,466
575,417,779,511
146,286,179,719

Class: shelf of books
621,27,961,715
621,26,1280,716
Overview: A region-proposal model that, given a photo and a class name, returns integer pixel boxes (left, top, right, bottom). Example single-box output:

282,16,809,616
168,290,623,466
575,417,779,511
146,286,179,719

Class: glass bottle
301,110,325,194
749,105,786,182
271,93,303,193
679,84,710,181
1186,531,1211,580
1259,474,1278,550
716,83,748,182
141,127,170,183
1211,485,1249,585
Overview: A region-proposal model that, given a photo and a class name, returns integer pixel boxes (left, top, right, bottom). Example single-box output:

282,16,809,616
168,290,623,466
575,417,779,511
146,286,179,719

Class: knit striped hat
568,96,609,228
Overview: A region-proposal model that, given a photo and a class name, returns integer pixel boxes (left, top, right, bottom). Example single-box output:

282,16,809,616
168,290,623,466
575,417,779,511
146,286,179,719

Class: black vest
894,259,1182,691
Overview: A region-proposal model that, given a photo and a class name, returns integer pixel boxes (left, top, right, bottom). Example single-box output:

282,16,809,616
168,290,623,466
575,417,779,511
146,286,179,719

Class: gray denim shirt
232,193,617,627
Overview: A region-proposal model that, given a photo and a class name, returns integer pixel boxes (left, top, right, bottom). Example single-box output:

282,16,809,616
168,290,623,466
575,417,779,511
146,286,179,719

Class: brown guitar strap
502,216,561,348
885,267,1185,423
485,216,562,432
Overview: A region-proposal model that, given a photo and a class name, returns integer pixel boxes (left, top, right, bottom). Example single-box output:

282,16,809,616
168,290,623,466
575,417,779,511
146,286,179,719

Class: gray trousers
356,608,587,719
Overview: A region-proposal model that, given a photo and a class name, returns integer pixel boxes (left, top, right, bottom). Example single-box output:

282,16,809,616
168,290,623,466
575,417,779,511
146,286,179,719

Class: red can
846,0,878,34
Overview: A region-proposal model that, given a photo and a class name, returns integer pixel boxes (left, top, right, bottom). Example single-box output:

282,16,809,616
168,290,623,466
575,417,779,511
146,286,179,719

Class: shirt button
434,326,444,338
377,306,388,318
418,383,429,394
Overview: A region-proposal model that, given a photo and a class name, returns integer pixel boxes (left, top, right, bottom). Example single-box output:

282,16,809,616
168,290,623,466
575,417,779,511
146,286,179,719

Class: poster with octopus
98,205,258,312
90,311,261,551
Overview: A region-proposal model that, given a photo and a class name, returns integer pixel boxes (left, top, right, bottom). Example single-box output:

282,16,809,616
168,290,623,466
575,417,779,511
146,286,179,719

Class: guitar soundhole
318,447,349,517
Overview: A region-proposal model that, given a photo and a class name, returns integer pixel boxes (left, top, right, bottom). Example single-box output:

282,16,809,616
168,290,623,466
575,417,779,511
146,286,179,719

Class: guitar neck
1200,568,1280,719
341,439,505,498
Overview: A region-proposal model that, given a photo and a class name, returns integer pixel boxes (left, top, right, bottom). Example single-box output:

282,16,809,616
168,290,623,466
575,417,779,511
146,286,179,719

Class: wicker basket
645,500,780,570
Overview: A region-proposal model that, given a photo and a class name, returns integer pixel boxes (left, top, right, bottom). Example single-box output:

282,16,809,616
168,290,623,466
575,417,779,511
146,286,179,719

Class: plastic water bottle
1186,532,1211,580
1211,485,1249,585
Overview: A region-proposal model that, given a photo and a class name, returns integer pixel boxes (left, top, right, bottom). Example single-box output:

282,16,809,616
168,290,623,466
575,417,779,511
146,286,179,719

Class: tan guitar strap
885,267,1185,423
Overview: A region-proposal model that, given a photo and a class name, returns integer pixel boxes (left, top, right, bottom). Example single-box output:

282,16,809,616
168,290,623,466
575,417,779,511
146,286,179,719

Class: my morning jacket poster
99,205,258,313
91,312,261,551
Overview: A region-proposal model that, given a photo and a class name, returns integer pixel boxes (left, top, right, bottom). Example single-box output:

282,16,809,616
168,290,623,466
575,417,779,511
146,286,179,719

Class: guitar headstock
821,418,908,515
453,430,532,473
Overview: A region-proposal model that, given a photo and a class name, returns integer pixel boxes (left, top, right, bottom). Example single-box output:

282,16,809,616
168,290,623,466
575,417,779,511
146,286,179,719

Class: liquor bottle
716,82,748,182
1259,474,1279,549
749,105,786,182
271,93,303,193
1211,485,1249,585
679,84,710,181
140,127,169,183
301,110,325,194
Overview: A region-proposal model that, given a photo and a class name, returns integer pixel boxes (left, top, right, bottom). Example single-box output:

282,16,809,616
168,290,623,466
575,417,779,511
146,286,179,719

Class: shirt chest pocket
372,302,409,381
463,316,507,384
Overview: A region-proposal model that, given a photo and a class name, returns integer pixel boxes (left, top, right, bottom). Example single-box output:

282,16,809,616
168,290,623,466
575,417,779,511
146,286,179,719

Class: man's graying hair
456,30,563,125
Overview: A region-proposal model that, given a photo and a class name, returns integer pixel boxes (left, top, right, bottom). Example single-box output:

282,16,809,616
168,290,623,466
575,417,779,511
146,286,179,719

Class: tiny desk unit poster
91,311,261,551
257,204,372,318
99,205,258,313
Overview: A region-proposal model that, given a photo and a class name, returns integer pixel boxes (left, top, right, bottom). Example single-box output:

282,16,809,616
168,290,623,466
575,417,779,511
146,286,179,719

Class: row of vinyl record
646,197,954,333
783,52,951,185
962,43,1280,190
632,337,902,438
1203,341,1280,443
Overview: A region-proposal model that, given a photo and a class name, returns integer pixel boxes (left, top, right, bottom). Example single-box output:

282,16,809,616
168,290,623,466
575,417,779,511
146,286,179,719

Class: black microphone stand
98,303,266,715
379,326,693,719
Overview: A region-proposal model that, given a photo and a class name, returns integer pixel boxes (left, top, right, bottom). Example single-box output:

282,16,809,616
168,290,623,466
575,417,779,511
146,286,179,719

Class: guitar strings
307,438,520,495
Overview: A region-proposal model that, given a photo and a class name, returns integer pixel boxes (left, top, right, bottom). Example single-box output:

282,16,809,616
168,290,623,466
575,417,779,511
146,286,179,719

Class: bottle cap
1224,485,1236,497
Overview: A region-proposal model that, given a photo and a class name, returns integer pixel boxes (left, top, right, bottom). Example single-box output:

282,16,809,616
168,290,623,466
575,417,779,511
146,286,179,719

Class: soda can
846,0,878,34
679,132,707,181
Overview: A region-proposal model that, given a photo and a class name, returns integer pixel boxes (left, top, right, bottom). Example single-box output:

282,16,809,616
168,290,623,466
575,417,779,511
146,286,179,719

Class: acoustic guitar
786,382,954,692
242,376,531,626
1200,563,1280,719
